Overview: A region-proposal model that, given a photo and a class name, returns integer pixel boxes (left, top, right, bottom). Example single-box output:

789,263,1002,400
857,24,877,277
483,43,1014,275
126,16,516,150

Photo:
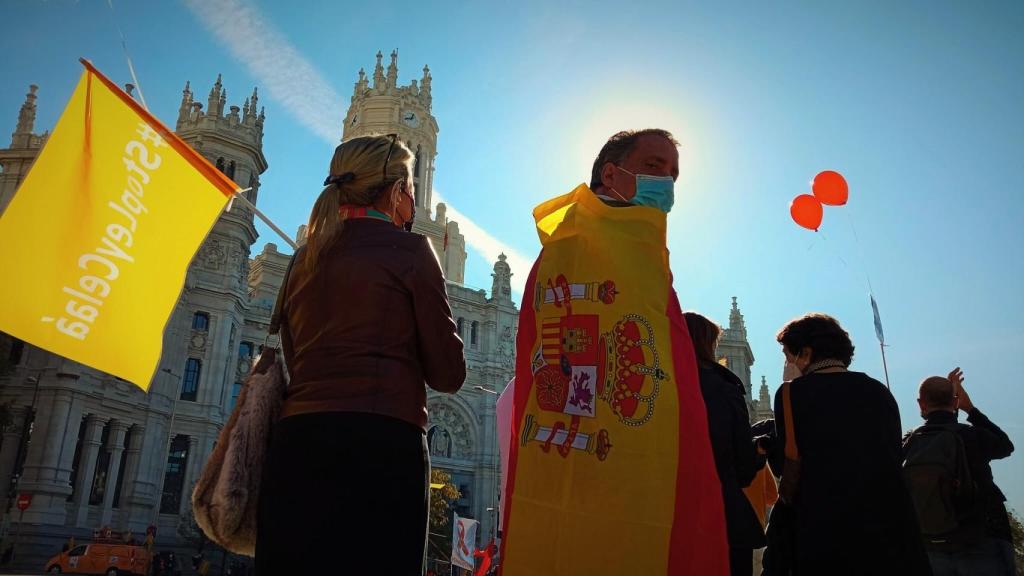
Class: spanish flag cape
500,184,728,575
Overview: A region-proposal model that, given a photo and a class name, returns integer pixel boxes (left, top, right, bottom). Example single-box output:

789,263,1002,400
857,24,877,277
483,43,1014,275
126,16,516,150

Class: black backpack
902,423,976,542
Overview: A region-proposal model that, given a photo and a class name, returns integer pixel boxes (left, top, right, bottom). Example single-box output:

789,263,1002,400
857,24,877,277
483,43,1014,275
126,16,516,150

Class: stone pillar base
17,491,71,525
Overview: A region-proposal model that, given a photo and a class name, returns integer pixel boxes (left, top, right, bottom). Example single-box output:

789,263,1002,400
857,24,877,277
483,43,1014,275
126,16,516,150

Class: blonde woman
255,135,466,574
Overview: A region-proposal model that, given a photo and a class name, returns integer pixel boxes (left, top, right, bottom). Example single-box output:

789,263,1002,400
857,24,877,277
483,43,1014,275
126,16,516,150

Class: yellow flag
0,60,237,389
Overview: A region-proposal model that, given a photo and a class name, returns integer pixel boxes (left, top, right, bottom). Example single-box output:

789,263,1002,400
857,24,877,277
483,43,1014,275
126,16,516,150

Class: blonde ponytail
304,134,414,273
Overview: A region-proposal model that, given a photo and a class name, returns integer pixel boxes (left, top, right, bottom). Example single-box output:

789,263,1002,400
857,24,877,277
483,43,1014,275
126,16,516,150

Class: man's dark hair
775,313,855,366
589,129,679,190
919,376,956,410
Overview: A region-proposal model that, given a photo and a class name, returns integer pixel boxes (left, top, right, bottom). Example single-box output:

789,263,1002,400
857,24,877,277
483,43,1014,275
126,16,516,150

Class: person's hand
949,367,974,412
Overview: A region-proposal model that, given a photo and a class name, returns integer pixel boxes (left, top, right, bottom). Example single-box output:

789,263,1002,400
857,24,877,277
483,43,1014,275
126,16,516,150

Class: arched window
192,312,209,331
180,358,201,401
89,423,111,505
227,160,236,179
456,318,464,339
427,425,452,459
160,434,191,514
229,381,243,412
239,341,254,360
216,157,225,173
471,321,479,348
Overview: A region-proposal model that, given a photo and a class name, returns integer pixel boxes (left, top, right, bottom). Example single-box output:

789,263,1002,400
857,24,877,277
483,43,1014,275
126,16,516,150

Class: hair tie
324,171,356,186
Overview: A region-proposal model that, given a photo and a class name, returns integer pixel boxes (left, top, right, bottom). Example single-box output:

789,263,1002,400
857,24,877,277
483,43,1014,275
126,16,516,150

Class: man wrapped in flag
0,60,238,388
500,129,728,575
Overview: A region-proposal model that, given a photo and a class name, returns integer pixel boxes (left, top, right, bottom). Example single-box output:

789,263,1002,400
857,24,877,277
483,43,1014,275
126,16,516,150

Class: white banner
451,513,479,571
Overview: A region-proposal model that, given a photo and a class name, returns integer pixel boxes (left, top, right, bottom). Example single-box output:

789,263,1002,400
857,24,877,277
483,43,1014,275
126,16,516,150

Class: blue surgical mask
611,166,675,213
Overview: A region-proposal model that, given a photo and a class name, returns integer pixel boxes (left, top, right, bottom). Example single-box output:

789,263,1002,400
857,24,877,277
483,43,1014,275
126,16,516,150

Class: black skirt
255,411,429,575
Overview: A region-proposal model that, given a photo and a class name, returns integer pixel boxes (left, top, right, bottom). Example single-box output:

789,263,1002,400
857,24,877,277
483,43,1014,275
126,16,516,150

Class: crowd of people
689,308,1016,575
245,128,1015,575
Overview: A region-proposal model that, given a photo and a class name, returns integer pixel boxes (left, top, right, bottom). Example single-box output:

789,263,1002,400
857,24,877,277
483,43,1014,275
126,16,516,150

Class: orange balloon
790,194,823,231
812,170,848,206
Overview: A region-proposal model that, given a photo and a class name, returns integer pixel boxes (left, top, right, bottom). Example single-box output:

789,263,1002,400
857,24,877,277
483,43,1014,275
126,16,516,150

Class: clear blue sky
3,1,1022,510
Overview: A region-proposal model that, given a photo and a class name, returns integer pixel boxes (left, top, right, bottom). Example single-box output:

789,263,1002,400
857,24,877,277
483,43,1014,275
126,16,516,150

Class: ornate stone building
0,51,516,569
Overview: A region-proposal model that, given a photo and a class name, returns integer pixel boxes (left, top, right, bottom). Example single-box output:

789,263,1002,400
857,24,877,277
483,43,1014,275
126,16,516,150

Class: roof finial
13,84,39,144
386,49,399,88
373,50,385,89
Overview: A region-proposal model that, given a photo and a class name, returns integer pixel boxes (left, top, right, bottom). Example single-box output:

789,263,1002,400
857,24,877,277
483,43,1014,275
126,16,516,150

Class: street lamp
151,369,181,525
9,370,44,562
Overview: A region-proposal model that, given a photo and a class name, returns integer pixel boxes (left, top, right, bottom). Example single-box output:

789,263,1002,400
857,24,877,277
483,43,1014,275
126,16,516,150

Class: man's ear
600,162,617,190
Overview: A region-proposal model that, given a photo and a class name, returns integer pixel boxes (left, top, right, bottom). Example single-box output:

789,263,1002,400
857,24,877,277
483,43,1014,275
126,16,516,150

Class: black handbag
762,381,799,576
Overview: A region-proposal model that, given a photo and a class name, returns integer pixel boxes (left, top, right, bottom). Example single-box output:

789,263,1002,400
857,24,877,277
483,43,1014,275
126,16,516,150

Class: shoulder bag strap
783,380,798,461
268,253,297,338
778,380,802,504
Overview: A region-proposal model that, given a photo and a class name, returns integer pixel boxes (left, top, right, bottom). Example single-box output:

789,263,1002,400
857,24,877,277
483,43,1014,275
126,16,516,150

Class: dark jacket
279,218,466,430
904,408,1015,542
768,371,932,575
698,362,766,550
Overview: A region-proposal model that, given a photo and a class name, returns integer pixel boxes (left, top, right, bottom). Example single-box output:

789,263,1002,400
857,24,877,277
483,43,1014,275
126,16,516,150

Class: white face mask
783,360,802,382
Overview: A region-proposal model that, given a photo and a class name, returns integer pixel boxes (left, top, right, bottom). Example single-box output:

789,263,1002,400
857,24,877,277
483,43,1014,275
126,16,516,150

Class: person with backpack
903,368,1016,575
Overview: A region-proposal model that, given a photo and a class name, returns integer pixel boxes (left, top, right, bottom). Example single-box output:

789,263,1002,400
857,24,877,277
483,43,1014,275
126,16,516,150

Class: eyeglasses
382,133,398,186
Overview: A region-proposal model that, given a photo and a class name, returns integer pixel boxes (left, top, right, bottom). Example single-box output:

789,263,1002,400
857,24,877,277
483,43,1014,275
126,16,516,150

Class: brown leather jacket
278,218,466,430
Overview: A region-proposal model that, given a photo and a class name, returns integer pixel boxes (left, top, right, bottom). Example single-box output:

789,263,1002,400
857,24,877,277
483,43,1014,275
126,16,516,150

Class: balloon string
816,230,851,269
844,208,876,296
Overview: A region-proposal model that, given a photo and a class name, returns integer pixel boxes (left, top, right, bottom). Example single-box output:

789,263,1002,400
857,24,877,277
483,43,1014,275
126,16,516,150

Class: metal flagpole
870,294,890,390
226,189,299,250
98,5,299,256
880,343,892,391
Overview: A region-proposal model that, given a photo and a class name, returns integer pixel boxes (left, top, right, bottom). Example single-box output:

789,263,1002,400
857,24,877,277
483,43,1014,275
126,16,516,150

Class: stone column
99,421,128,526
0,406,28,512
178,435,201,516
478,370,500,541
203,315,231,407
74,415,106,527
116,425,144,527
125,410,168,532
19,376,79,525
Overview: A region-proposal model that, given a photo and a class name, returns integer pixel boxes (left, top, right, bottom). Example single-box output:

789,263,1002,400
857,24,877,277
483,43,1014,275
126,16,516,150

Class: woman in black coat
685,312,766,576
767,313,931,575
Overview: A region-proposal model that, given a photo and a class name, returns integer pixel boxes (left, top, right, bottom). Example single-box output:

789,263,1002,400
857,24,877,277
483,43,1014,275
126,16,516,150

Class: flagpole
226,189,299,250
879,343,891,390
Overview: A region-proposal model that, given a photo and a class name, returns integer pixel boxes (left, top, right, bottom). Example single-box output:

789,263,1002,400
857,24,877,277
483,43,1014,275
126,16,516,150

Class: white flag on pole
451,513,479,571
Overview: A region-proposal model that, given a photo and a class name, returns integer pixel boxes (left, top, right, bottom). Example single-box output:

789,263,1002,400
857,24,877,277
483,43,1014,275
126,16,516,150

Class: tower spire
386,49,399,88
729,296,746,336
11,85,39,148
207,73,223,117
372,51,385,89
420,64,432,109
177,81,193,128
244,87,258,123
14,85,38,135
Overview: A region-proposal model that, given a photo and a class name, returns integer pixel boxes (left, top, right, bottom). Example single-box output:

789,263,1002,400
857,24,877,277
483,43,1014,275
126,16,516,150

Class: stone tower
753,375,775,421
716,297,755,402
0,85,49,215
341,51,467,282
134,75,270,524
